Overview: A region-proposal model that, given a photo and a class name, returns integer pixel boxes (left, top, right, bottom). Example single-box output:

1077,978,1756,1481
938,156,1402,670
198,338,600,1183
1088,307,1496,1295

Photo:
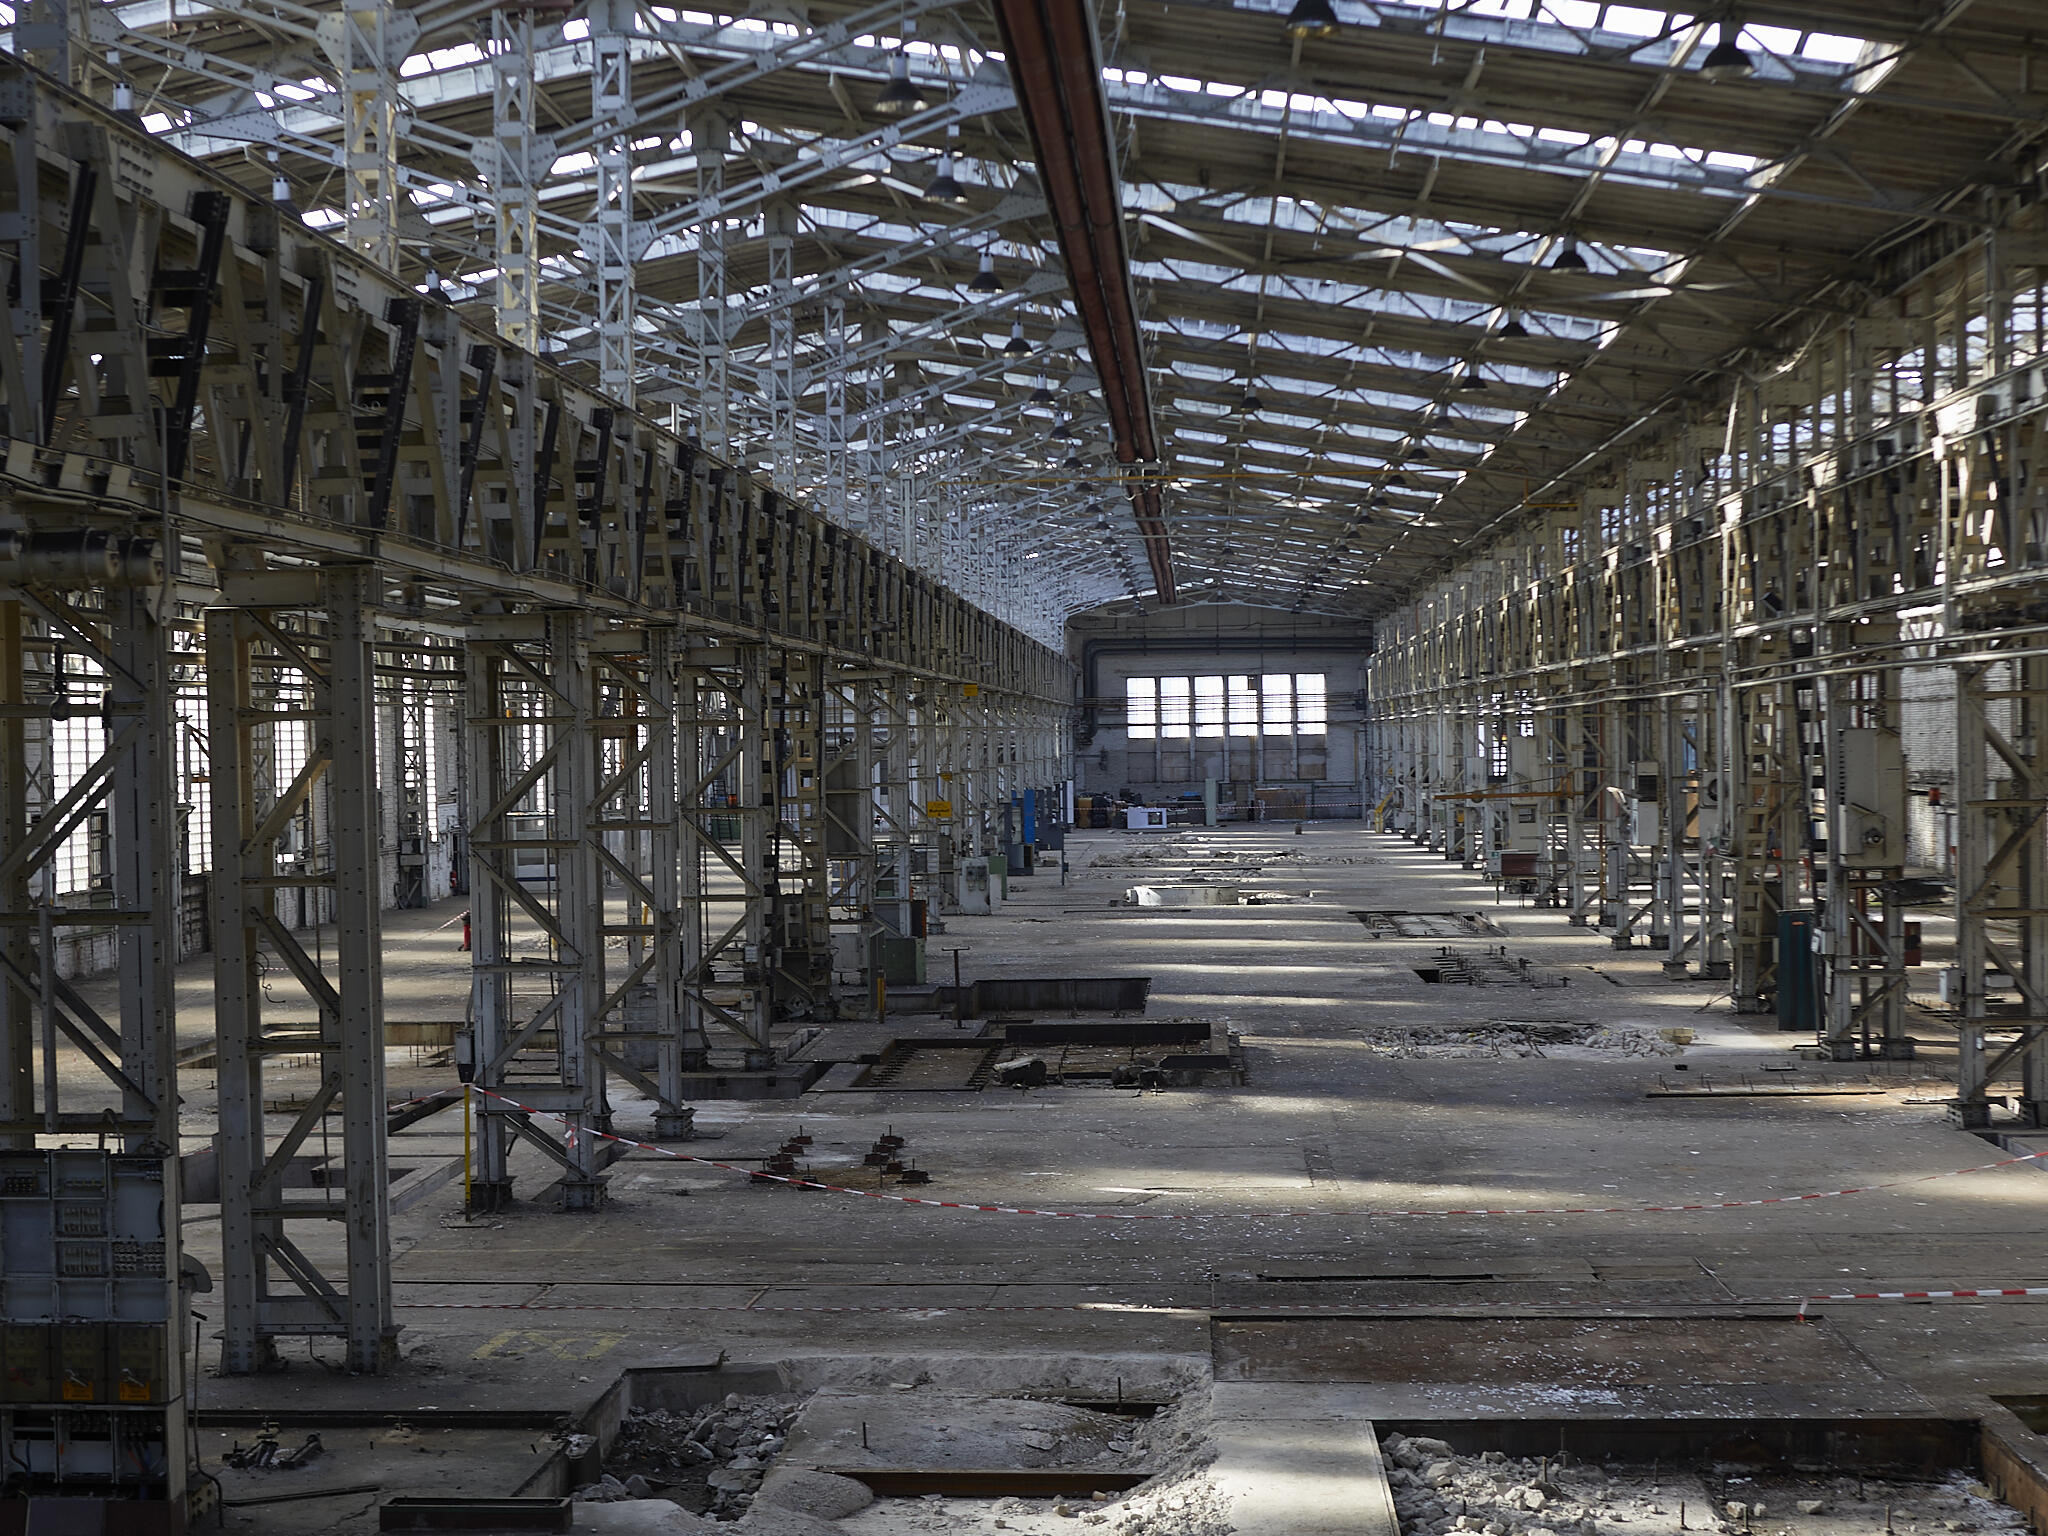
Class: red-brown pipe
991,0,1174,599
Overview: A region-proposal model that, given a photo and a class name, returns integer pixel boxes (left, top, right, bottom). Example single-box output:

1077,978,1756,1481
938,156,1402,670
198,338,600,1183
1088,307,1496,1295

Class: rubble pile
1353,1024,1684,1059
1570,1026,1688,1058
1384,1433,1592,1536
582,1395,800,1519
1382,1436,2029,1536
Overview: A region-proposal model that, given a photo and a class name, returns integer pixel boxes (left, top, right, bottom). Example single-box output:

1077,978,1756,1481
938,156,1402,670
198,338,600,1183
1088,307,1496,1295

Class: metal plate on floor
856,1040,1006,1090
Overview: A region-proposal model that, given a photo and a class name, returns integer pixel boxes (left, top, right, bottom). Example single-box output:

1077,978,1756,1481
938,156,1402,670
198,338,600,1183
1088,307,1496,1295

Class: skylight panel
1798,32,1867,64
400,42,486,77
1543,0,1601,25
1602,7,1685,37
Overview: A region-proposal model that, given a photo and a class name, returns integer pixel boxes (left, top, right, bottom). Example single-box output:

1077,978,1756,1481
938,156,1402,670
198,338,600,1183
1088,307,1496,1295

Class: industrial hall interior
17,0,2048,1533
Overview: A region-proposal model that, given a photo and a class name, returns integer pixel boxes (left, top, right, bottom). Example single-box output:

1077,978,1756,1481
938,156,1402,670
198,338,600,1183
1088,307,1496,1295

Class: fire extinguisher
460,911,471,952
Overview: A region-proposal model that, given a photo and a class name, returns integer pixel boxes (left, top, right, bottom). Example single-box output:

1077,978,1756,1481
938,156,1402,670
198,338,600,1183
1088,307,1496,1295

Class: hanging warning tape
461,1086,2048,1222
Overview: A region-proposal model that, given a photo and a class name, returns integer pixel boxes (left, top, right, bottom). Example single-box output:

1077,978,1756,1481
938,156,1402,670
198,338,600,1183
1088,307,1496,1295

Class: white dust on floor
1385,1436,2025,1536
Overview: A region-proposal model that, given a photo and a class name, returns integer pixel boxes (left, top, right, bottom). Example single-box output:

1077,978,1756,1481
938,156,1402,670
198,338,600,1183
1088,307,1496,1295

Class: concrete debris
731,1507,846,1536
1352,1024,1684,1060
1385,1441,2028,1536
572,1502,721,1536
590,1396,802,1520
994,1056,1050,1088
1086,834,1380,874
753,1468,875,1520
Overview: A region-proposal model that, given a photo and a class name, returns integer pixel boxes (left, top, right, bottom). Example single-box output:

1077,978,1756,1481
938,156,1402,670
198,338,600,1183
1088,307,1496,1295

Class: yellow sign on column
926,799,954,818
963,683,980,697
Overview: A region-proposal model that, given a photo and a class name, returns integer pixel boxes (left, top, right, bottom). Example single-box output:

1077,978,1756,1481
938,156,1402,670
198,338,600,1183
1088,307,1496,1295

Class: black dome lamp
1284,0,1338,38
1004,320,1032,356
1239,387,1264,413
876,52,927,116
926,155,967,203
1700,19,1754,81
968,251,1002,294
1500,312,1530,339
1030,376,1056,404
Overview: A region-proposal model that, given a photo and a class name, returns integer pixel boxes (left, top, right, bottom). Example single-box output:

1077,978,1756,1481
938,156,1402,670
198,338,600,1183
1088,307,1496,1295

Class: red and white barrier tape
1810,1285,2048,1302
1796,1284,2048,1318
464,1086,2048,1222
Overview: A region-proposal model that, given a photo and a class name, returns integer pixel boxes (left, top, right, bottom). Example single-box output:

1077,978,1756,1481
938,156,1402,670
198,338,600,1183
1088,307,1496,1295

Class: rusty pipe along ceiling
989,0,1177,605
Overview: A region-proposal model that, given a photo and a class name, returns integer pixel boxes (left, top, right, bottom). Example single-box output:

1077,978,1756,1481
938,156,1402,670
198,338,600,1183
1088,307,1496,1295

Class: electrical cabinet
1836,728,1905,867
0,1151,183,1522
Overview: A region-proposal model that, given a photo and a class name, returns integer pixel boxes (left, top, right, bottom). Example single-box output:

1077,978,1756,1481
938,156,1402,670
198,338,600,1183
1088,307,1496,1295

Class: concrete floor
162,823,2048,1525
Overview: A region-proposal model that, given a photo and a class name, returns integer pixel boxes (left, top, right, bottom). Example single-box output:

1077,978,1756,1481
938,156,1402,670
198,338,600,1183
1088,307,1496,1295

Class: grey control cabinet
0,1150,185,1528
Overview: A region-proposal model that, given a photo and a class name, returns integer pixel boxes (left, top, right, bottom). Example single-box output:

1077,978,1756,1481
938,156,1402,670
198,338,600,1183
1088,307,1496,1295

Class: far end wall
1069,605,1371,815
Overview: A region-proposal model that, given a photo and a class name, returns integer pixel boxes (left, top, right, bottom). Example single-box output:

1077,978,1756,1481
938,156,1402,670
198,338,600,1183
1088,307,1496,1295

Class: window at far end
1295,673,1327,735
1125,676,1157,739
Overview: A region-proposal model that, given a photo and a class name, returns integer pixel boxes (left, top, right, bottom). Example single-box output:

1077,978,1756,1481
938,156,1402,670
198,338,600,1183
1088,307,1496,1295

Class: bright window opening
1126,676,1158,739
1127,673,1327,738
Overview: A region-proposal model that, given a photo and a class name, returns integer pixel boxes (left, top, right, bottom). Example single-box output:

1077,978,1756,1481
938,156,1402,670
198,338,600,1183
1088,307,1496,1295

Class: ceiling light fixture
1004,320,1032,356
1030,377,1056,404
875,53,927,116
1457,367,1488,390
269,151,302,216
968,251,1002,294
926,156,967,203
1283,0,1338,38
1551,241,1590,272
1239,388,1264,413
1500,313,1530,339
1699,18,1755,81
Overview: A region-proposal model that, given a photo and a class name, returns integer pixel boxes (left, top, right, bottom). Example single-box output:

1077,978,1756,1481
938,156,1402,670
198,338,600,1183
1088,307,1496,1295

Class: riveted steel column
326,568,398,1368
